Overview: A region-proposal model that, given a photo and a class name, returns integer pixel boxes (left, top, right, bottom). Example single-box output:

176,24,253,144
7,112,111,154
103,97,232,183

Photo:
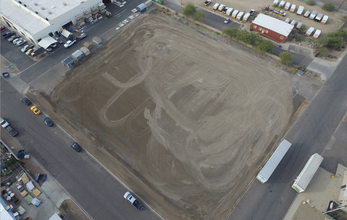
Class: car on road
43,117,54,127
124,191,144,210
64,40,76,48
20,97,32,105
249,9,255,15
1,117,9,128
71,142,82,152
31,106,41,115
76,33,87,41
224,18,231,24
6,125,18,137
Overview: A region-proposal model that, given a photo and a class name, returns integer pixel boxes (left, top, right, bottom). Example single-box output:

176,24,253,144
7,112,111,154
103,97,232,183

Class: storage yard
46,13,294,219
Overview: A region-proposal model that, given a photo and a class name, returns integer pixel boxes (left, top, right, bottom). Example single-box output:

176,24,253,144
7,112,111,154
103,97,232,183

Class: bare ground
33,12,294,220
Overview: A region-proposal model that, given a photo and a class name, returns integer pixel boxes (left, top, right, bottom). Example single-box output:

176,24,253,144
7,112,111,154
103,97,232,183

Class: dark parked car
71,142,82,152
43,117,54,127
2,31,15,39
6,126,18,137
21,97,32,105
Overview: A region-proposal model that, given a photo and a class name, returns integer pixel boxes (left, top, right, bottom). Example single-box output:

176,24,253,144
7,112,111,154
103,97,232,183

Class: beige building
0,0,110,44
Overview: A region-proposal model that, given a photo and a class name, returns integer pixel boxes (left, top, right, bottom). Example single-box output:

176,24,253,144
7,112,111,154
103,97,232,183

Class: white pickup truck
124,191,144,210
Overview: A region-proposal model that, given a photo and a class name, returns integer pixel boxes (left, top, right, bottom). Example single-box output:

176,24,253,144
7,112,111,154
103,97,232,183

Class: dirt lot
38,12,294,219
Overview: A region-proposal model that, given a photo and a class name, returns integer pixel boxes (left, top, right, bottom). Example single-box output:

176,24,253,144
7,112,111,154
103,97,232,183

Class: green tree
328,29,347,40
326,37,343,49
222,28,240,38
322,2,335,11
236,30,259,45
307,0,315,6
193,10,207,22
279,51,293,66
182,3,196,17
254,39,274,53
316,36,329,48
318,47,329,57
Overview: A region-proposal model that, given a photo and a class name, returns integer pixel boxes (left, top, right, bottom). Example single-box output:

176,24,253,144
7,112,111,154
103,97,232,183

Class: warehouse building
0,0,110,45
250,13,293,43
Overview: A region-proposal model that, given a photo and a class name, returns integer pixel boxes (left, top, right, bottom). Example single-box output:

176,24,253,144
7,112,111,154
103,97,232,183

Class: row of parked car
2,29,39,56
273,0,329,24
205,1,255,23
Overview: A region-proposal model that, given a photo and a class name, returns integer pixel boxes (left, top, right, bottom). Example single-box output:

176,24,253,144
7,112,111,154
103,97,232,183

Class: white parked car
13,38,22,44
17,39,27,46
21,45,30,52
64,40,76,48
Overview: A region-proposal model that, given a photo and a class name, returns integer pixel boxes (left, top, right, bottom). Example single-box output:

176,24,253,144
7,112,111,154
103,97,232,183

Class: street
228,49,347,220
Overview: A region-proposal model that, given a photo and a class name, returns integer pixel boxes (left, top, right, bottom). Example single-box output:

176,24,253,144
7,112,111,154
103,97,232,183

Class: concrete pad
41,181,69,208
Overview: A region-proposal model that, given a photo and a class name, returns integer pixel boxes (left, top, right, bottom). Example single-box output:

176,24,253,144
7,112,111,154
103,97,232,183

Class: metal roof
38,37,57,49
252,13,294,37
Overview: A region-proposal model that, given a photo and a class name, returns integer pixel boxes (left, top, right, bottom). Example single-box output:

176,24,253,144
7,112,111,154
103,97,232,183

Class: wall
250,23,287,43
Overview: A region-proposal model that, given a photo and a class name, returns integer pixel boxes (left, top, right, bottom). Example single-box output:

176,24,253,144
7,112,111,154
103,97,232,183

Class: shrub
254,39,274,53
318,47,329,57
322,2,335,11
182,3,196,17
193,10,207,22
307,0,315,6
222,28,240,38
279,51,294,66
326,37,343,49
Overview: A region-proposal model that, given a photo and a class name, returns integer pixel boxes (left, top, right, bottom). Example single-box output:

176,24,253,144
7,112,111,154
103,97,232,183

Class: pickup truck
6,125,18,137
76,33,87,41
124,191,144,210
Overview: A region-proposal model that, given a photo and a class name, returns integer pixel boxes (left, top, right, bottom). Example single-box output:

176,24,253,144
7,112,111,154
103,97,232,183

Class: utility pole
337,0,346,11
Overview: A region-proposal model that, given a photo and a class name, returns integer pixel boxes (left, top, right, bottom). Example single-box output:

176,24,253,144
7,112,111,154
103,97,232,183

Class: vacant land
48,13,293,219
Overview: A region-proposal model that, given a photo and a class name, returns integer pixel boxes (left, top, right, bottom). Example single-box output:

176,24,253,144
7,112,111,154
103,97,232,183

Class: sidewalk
284,164,346,220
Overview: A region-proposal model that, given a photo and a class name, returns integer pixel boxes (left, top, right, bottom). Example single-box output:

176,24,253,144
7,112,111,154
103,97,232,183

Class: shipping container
80,47,90,56
71,50,85,62
145,0,152,8
136,3,146,13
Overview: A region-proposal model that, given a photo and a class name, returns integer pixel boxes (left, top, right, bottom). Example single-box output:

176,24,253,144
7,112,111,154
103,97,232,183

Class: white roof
38,37,57,49
252,13,294,36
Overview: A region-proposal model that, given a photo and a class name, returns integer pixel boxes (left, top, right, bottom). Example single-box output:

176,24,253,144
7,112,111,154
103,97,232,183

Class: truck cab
124,191,144,210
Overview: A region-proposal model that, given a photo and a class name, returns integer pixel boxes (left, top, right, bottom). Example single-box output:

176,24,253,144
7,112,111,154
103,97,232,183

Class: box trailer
285,18,290,23
313,29,321,38
309,10,317,19
273,0,279,6
279,1,285,7
256,139,292,183
231,10,239,18
284,2,291,10
213,3,220,10
304,10,310,17
291,153,323,193
306,27,315,36
218,4,225,11
226,8,234,16
315,13,324,22
321,15,328,24
290,4,296,12
243,12,250,21
290,20,296,26
236,11,244,20
296,6,304,15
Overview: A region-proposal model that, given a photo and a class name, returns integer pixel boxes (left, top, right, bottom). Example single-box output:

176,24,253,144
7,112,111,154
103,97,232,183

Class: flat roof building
250,13,294,43
0,0,109,45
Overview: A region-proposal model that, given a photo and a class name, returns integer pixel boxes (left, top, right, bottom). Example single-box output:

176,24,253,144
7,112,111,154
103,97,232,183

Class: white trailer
296,6,304,15
256,139,292,183
296,22,302,29
290,20,296,26
243,13,250,21
213,3,220,10
284,2,291,10
315,13,324,22
285,18,290,23
291,153,323,193
273,0,279,6
226,8,234,16
218,4,225,11
290,4,296,12
321,15,328,24
231,10,239,18
236,11,244,20
279,1,285,7
306,27,315,36
304,10,310,17
313,29,321,38
309,10,317,19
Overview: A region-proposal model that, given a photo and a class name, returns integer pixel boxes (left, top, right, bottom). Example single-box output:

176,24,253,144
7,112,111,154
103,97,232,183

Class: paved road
228,50,347,220
0,79,160,220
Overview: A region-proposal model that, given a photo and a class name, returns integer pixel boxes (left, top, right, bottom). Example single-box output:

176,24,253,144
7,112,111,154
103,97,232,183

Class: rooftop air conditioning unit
47,11,52,14
18,1,22,4
41,6,45,10
35,11,38,14
62,2,67,6
51,5,56,9
34,2,38,6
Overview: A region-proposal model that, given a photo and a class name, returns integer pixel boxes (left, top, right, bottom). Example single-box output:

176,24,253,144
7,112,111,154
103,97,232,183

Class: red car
0,26,5,31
